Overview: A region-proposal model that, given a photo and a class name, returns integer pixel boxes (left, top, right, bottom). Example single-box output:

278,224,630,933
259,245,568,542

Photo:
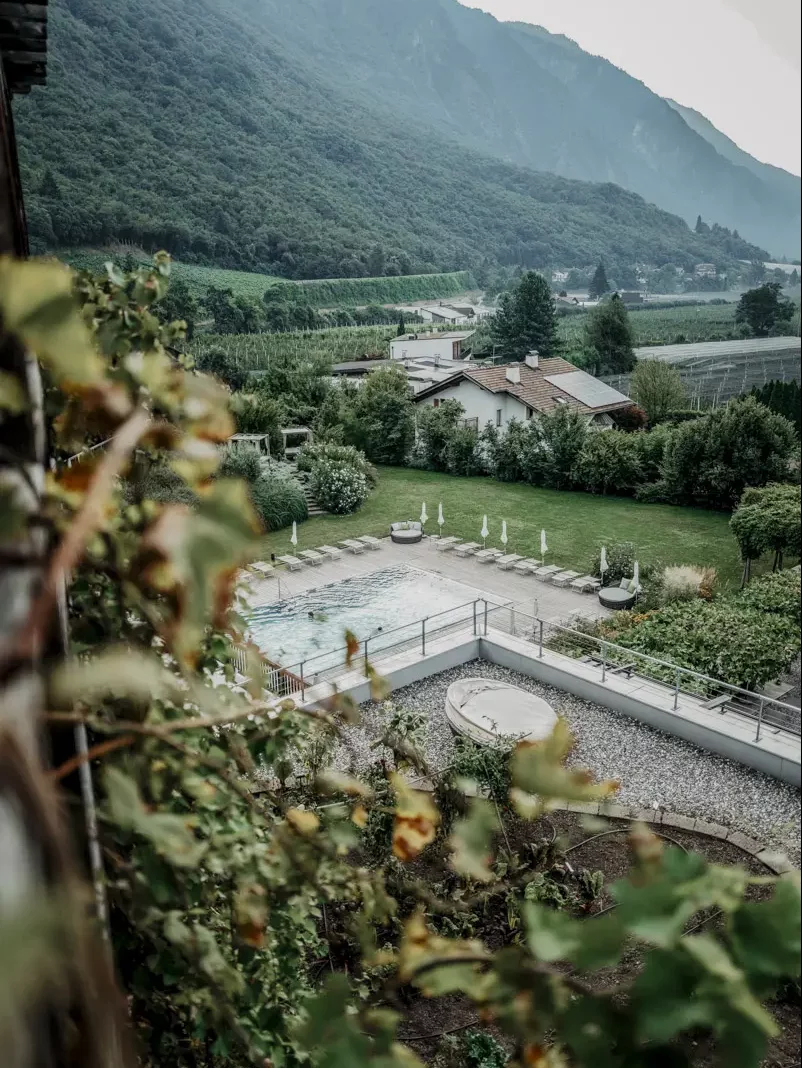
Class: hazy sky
459,0,801,175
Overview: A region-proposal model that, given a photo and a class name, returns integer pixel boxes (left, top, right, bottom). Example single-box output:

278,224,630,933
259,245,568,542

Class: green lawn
262,467,747,586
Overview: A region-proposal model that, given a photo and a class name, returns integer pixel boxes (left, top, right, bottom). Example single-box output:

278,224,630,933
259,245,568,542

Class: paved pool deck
246,535,611,623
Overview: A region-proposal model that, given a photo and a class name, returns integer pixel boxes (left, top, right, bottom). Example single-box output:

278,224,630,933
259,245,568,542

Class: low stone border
560,799,797,875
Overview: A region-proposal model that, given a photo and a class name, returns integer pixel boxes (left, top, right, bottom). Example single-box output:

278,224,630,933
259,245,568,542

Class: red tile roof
415,358,631,415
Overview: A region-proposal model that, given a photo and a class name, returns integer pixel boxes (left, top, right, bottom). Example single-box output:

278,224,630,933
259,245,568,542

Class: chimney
505,364,521,385
525,350,539,369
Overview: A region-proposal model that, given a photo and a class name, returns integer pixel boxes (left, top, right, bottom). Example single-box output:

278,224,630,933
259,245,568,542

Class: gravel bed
331,660,801,863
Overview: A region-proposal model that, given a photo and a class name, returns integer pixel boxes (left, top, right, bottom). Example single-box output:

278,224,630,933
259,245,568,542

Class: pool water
247,565,483,670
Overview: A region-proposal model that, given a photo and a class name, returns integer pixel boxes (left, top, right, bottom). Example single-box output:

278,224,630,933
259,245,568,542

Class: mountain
14,0,771,281
244,0,799,258
664,98,801,205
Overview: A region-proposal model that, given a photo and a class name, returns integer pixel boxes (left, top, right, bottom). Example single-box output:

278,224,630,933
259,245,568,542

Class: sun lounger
299,549,325,566
570,575,601,593
551,570,581,588
533,564,563,580
454,542,480,557
252,561,275,576
474,548,502,564
496,554,523,570
340,539,366,554
435,536,461,552
278,555,304,571
318,545,342,560
512,558,540,575
357,535,382,550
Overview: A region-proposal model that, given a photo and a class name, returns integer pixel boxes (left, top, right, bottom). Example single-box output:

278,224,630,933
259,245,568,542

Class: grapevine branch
10,407,151,666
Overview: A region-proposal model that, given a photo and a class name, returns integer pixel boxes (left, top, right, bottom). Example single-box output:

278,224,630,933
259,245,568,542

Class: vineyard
560,301,740,359
288,270,474,306
193,302,744,372
192,324,415,370
63,250,474,307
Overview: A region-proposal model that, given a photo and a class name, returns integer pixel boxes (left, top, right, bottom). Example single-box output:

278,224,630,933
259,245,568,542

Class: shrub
589,541,637,584
633,423,675,482
612,404,647,431
605,596,800,689
249,476,308,532
575,430,643,495
445,425,483,476
124,463,196,506
661,565,718,604
434,1030,508,1068
311,458,370,514
219,446,262,484
735,566,801,625
296,441,377,486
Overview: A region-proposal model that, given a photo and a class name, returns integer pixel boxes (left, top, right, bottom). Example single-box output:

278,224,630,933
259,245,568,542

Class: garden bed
390,810,800,1067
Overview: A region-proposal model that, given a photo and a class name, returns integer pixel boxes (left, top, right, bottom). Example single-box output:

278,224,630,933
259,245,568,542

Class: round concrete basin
445,677,557,747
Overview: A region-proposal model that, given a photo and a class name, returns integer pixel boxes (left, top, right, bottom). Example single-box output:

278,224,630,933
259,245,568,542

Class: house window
526,408,533,420
433,398,441,408
496,409,502,427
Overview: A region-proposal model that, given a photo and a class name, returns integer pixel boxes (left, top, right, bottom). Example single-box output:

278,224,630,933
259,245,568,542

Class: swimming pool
247,565,485,671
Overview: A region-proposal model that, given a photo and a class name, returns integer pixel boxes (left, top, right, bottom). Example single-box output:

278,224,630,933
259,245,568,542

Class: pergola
281,425,313,459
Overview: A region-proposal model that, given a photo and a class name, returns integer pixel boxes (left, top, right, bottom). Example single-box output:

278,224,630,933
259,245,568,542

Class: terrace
243,537,801,791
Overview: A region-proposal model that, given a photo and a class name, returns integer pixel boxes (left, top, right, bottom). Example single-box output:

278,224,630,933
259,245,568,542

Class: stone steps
287,464,325,517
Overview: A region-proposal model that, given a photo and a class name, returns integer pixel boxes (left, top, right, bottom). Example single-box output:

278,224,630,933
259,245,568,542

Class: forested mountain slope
15,0,769,279
244,0,800,257
664,97,800,205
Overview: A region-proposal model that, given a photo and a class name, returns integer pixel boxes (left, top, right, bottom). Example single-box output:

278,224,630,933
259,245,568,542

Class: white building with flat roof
389,330,476,364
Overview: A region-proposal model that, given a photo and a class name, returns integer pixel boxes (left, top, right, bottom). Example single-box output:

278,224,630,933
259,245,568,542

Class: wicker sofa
389,521,423,545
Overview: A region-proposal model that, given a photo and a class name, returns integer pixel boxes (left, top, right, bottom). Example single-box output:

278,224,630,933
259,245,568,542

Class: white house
413,353,632,431
389,330,476,364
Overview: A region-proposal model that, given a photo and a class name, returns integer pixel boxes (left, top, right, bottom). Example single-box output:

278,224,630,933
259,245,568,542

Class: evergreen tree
491,272,557,358
583,293,636,375
588,262,610,300
513,271,558,357
39,166,60,199
694,214,710,234
490,292,518,354
397,314,406,336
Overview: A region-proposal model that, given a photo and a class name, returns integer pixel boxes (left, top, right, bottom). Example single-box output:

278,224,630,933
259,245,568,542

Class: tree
731,483,802,584
39,165,61,199
539,405,588,488
575,430,643,495
588,262,610,300
694,214,710,234
630,359,688,425
736,283,796,337
354,366,415,464
790,268,800,287
660,396,797,508
367,244,386,277
746,260,767,286
751,380,801,437
396,314,406,336
490,271,557,358
156,276,199,338
583,293,635,375
417,399,465,470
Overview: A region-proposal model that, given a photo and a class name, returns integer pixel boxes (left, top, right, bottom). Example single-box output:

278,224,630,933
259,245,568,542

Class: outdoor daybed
390,521,423,545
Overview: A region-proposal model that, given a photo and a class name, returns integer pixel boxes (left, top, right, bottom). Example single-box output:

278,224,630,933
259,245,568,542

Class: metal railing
482,602,801,742
239,597,801,743
240,598,487,701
